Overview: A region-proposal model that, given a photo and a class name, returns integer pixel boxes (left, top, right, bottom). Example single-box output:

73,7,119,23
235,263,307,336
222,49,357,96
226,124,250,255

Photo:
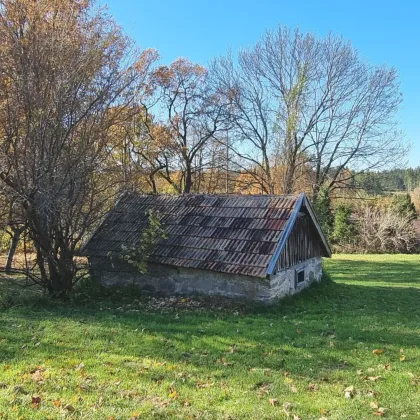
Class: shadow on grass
0,256,419,383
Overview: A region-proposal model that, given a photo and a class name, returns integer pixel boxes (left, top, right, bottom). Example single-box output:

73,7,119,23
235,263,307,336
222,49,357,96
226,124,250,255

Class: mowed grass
0,254,420,419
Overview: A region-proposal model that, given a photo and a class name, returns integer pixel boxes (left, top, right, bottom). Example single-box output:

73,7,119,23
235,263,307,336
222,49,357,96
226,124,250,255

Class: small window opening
295,269,305,287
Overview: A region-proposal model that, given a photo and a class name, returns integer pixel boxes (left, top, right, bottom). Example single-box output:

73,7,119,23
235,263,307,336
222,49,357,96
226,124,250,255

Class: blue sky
103,0,419,168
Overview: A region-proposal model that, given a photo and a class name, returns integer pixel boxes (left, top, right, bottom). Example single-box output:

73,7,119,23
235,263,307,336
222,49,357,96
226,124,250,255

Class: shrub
357,207,417,253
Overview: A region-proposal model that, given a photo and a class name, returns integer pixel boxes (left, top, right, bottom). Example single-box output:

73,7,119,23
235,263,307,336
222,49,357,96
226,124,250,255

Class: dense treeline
0,0,413,295
354,168,420,194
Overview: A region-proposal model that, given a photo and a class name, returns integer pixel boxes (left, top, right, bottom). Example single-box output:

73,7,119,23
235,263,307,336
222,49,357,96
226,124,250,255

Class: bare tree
0,0,149,296
211,52,276,193
213,27,406,200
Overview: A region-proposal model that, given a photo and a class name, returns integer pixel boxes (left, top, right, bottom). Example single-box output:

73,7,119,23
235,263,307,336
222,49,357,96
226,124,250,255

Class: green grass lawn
0,254,420,419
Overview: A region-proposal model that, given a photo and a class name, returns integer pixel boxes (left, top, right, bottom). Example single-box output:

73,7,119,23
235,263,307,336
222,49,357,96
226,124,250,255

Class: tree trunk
46,257,73,299
5,226,24,274
184,162,193,193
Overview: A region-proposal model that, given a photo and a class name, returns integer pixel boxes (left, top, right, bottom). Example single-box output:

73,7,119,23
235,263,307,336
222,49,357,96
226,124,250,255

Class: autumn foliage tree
0,0,150,296
151,58,228,193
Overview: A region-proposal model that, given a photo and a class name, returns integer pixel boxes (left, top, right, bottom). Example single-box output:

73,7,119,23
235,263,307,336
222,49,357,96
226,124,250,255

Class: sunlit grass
0,254,419,419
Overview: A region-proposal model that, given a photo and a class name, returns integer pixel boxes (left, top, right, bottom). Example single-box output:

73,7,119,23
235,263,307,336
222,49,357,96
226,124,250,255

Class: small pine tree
391,194,417,222
314,187,333,240
332,204,357,246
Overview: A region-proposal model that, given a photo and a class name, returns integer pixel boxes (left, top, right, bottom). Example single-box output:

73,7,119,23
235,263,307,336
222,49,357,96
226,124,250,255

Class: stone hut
82,192,331,302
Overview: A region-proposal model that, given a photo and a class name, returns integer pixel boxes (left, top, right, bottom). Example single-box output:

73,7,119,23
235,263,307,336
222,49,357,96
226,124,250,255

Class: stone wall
269,257,323,301
89,256,323,303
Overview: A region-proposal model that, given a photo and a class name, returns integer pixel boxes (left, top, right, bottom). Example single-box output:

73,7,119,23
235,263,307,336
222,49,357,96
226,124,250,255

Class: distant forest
354,167,420,195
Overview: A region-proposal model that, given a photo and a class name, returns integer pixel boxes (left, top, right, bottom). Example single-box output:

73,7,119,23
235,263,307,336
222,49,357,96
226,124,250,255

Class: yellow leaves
284,376,293,384
319,407,329,416
168,387,178,400
268,398,279,406
400,348,406,361
372,349,384,355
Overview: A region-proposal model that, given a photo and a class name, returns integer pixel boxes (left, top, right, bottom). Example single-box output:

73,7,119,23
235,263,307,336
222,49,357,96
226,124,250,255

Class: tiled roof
82,193,300,278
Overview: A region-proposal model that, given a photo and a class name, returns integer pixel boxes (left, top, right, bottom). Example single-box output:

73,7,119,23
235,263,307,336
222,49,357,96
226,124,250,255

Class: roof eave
266,192,305,276
265,193,332,277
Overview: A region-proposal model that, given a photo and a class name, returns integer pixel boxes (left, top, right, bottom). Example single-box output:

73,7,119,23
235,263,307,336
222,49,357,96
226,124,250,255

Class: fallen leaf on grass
64,404,75,412
308,383,318,392
269,398,279,406
53,400,61,407
283,402,293,410
195,381,214,389
255,382,273,398
31,369,44,384
169,387,179,400
370,402,379,409
344,385,355,399
375,407,387,416
31,396,41,408
400,354,406,361
367,389,378,397
372,349,384,355
367,376,382,382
